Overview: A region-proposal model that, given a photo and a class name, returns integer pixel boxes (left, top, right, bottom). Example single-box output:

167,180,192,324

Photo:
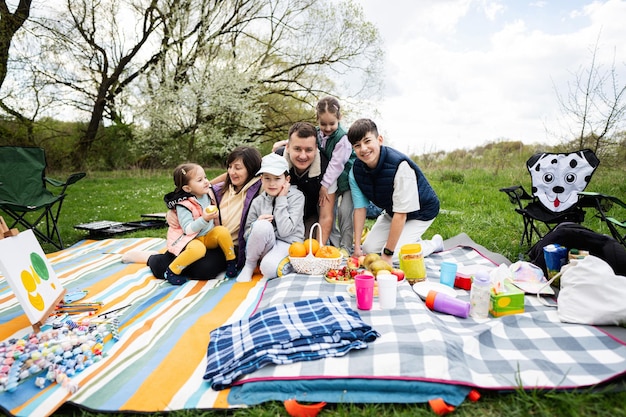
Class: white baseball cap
256,152,289,176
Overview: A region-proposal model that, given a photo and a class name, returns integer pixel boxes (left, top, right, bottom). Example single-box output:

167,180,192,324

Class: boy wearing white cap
236,153,306,282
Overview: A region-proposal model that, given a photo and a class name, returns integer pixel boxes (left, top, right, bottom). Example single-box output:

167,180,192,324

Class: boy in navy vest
348,118,443,264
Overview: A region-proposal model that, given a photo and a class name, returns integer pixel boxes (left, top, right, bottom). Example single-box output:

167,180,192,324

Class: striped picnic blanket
2,237,626,416
0,238,265,416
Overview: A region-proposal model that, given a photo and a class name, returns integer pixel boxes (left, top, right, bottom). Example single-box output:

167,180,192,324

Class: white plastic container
469,271,491,319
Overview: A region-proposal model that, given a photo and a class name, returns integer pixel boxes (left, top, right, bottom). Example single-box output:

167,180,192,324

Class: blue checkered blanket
204,295,379,390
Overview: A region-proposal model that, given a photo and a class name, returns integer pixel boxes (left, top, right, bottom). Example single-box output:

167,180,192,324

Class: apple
358,255,366,266
391,268,405,282
347,256,360,269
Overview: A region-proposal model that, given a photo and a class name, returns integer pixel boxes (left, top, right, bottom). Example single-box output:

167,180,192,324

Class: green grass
7,163,626,417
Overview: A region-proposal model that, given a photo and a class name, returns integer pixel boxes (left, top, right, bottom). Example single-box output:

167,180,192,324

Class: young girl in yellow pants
163,163,238,284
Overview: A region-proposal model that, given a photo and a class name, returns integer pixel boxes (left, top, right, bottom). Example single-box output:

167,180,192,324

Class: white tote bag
557,255,626,325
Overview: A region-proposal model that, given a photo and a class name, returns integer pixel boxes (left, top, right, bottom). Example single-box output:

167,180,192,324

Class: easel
0,215,19,239
0,216,66,333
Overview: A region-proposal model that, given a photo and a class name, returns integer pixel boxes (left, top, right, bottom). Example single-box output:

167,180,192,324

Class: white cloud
356,0,626,154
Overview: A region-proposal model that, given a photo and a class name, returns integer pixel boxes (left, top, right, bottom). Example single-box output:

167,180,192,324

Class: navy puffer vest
352,146,439,221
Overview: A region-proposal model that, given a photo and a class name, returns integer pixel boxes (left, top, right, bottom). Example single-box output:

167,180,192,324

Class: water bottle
425,290,470,318
469,271,491,319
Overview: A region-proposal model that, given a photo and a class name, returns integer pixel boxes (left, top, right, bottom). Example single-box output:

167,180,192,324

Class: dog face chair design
500,149,599,247
0,146,86,250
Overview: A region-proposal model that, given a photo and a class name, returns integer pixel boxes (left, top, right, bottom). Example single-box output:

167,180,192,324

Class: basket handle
307,222,323,253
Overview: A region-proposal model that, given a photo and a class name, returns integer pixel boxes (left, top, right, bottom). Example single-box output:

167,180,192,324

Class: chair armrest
578,191,614,212
499,185,532,209
45,172,87,194
45,172,87,188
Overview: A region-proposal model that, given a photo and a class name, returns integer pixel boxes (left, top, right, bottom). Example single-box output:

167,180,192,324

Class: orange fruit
289,241,307,257
303,238,320,255
315,245,341,259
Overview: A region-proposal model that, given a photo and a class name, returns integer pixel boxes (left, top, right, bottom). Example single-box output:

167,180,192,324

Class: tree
0,0,31,89
0,0,34,141
136,0,382,164
2,0,381,168
554,36,626,163
29,0,168,168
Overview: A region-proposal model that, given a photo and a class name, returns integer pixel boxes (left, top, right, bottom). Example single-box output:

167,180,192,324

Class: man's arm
317,192,335,245
210,172,227,185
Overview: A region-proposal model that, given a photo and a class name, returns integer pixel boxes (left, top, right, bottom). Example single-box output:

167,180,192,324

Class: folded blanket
204,295,380,390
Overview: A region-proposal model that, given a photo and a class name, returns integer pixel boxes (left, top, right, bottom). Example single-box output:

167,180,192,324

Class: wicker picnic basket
289,223,343,275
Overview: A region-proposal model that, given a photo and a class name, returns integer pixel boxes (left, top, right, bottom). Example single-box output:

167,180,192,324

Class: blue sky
355,0,626,154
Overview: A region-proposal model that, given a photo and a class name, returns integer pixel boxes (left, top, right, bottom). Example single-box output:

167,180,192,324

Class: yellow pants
169,225,235,275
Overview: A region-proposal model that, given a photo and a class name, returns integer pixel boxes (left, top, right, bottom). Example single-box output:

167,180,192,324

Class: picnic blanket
0,237,266,416
204,296,379,390
229,243,626,405
1,236,626,416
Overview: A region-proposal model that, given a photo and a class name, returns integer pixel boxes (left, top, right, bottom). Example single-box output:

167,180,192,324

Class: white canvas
0,229,64,325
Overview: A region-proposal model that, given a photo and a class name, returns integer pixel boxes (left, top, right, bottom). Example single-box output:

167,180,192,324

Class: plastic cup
439,262,458,288
377,274,397,309
354,274,375,310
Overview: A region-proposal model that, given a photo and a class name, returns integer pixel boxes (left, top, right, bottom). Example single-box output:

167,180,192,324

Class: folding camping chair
499,149,599,247
0,146,86,250
578,191,626,247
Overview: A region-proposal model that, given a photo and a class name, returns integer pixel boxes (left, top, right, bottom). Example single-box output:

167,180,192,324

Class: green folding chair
0,146,86,250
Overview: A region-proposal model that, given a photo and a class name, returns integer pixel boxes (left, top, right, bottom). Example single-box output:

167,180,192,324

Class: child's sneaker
432,234,444,253
225,260,238,278
164,268,188,285
236,265,255,283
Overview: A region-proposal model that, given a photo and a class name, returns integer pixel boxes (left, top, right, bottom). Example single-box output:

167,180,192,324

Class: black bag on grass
528,222,626,276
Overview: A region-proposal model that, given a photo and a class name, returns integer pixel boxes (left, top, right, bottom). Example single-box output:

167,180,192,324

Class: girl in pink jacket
163,163,237,284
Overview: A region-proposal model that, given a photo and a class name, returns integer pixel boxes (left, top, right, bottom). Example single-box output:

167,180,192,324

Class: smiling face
286,133,317,174
182,166,211,197
227,157,249,190
352,133,383,169
318,111,340,137
527,150,598,212
261,173,289,196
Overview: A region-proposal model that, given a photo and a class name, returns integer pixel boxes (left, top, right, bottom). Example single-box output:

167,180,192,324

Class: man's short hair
288,121,317,140
347,118,378,145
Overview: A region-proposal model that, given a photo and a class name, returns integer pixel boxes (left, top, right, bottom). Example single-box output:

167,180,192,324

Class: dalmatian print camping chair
500,149,599,247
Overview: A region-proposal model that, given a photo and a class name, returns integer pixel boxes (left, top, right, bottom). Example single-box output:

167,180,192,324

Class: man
278,122,335,245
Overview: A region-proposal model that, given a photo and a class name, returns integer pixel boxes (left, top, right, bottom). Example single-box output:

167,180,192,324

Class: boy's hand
258,214,274,223
381,253,393,265
279,181,290,197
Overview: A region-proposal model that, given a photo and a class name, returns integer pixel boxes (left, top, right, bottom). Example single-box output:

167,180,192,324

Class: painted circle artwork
21,266,44,311
30,252,49,281
19,252,52,311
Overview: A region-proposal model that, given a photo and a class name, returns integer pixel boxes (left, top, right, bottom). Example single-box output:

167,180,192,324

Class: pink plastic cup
354,274,375,310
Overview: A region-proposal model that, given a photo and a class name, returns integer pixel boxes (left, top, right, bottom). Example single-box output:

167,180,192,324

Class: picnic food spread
324,266,358,283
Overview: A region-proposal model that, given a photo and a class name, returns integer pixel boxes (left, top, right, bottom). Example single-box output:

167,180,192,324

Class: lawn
7,161,626,417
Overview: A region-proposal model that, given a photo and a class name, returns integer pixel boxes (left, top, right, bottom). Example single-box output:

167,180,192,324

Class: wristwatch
382,247,394,256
